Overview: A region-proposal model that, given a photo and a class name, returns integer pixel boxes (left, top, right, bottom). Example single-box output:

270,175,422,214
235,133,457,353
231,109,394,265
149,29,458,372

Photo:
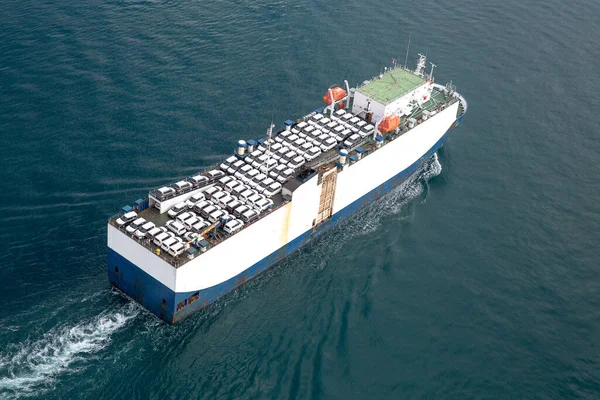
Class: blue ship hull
108,122,459,323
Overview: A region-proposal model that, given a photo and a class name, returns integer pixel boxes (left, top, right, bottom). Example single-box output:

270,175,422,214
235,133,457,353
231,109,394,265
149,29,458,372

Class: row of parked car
114,211,196,257
151,112,372,205
168,176,275,224
152,169,225,201
297,110,375,150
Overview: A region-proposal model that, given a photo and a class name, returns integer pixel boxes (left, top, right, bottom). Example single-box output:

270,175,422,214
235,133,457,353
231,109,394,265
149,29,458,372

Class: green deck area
357,68,425,104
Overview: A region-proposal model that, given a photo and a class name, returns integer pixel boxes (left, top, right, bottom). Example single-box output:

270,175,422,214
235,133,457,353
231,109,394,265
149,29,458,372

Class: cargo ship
107,54,467,323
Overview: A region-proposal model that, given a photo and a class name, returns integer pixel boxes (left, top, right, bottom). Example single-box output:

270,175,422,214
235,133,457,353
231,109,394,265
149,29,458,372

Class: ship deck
109,85,463,268
357,67,426,105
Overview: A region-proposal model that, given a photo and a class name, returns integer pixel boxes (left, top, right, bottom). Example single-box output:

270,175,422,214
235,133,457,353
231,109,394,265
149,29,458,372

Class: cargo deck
109,76,462,269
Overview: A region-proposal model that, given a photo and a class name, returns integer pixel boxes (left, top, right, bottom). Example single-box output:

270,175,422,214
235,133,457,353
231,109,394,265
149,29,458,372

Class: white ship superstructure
108,55,467,323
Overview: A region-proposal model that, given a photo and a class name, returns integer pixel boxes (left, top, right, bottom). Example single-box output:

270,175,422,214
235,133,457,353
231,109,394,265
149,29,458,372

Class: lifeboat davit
378,115,400,133
322,87,346,104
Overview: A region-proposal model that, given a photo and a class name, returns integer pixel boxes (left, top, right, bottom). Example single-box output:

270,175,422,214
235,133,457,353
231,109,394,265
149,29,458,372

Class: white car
183,231,199,242
154,186,175,200
298,142,313,156
227,159,245,175
126,217,147,234
247,193,264,206
233,204,250,218
161,236,181,252
320,138,337,152
304,147,321,162
360,124,375,138
203,186,219,199
255,184,265,194
116,211,137,227
248,173,266,189
168,241,186,257
235,164,252,180
311,113,324,122
263,182,282,197
317,133,329,143
270,142,283,152
200,205,220,219
223,219,244,234
218,175,234,186
207,169,225,181
185,192,206,208
166,220,187,236
343,133,362,149
333,109,345,118
251,154,268,170
134,221,156,239
208,209,228,223
288,156,306,170
243,169,259,184
226,199,243,212
270,153,282,162
286,134,299,144
188,175,210,188
276,146,290,157
269,164,287,181
224,179,242,192
167,202,187,218
296,121,308,129
232,183,250,196
176,212,196,225
276,168,295,183
153,231,173,247
220,155,238,171
212,191,228,204
216,194,233,208
173,180,192,193
241,209,260,223
191,220,211,234
147,226,167,240
258,159,278,173
183,216,200,231
283,151,298,162
240,189,257,201
192,200,212,214
254,197,274,212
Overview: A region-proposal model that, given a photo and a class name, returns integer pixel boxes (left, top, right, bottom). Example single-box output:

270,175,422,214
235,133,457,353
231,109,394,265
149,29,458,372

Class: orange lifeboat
378,115,400,133
322,87,346,104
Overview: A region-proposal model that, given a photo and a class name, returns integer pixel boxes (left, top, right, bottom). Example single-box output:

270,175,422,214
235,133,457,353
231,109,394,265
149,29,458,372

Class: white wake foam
294,153,443,270
0,303,139,398
344,152,443,237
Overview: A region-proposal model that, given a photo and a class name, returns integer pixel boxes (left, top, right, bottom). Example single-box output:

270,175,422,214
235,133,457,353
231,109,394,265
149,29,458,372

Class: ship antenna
428,62,436,81
415,53,427,77
262,117,275,175
404,33,412,69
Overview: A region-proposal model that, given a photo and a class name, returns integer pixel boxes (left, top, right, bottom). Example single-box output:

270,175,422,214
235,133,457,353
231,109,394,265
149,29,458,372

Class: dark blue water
2,0,600,398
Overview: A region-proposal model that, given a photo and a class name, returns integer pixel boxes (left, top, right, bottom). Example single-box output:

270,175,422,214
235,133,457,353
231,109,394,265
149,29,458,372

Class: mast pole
404,33,412,69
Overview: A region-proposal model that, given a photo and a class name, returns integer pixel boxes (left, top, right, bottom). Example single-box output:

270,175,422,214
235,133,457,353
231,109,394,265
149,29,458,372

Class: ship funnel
237,140,247,156
246,140,256,153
